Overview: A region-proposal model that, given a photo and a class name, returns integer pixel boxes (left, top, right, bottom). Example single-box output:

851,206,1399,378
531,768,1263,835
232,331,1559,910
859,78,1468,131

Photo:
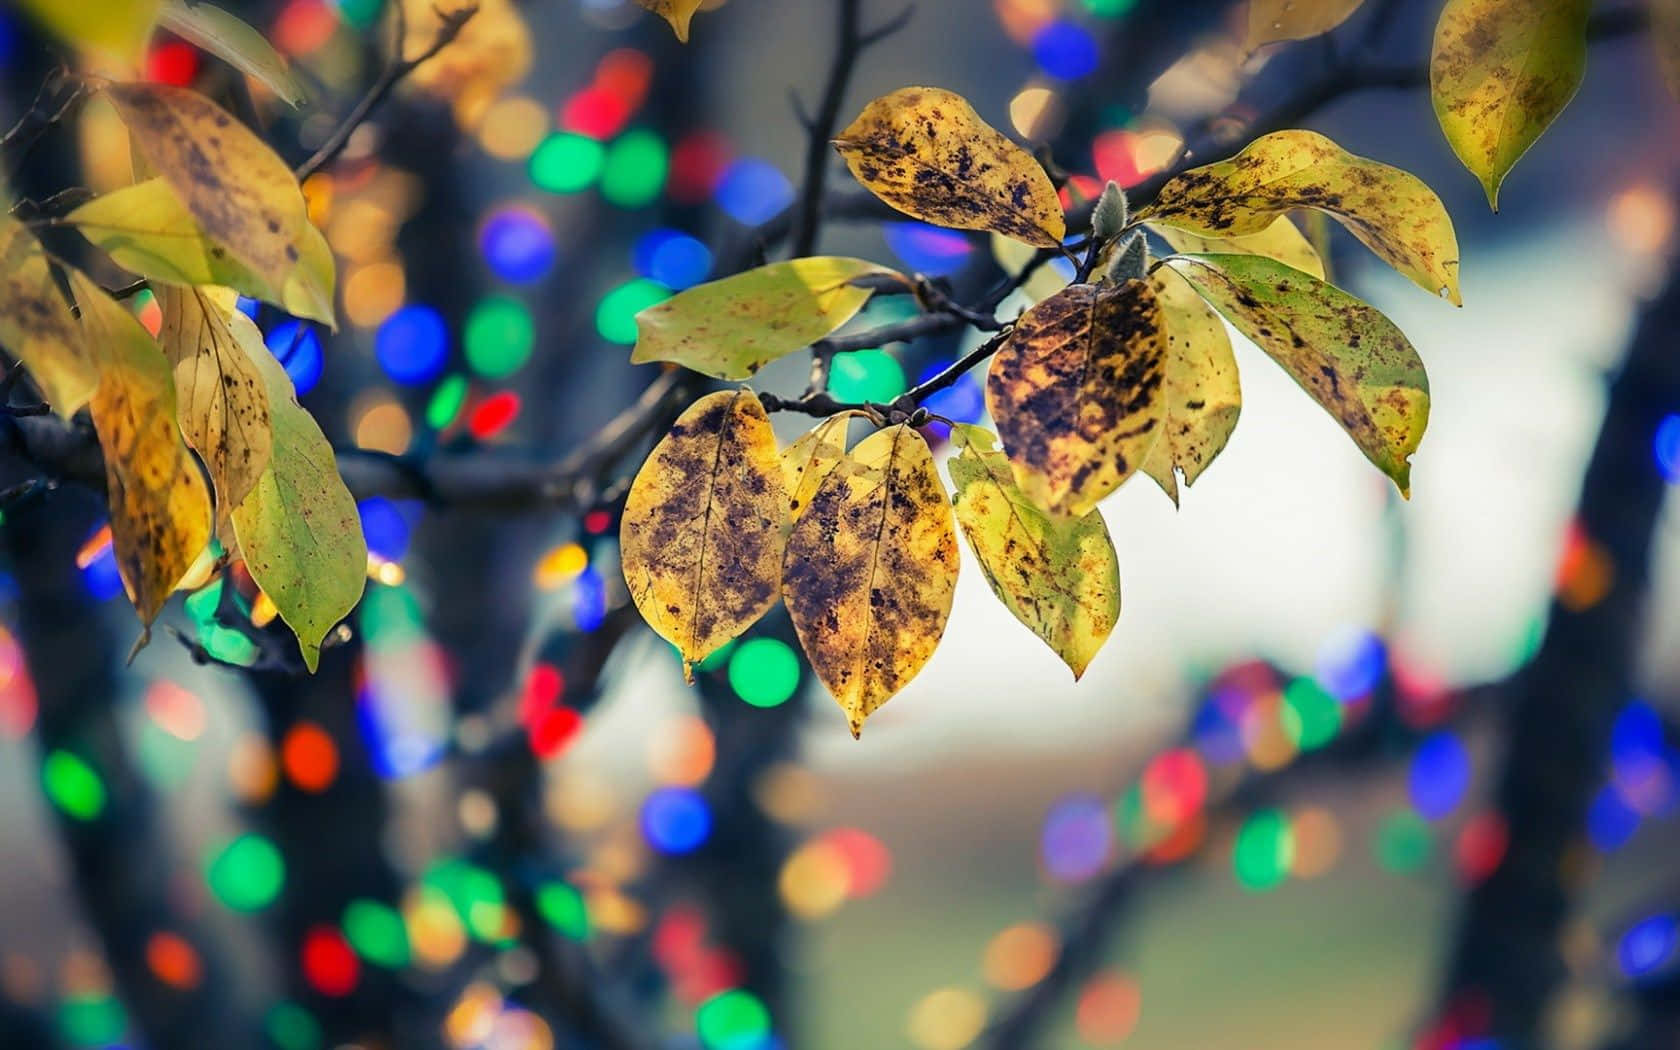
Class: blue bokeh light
1315,626,1387,702
641,787,712,854
1654,413,1679,483
1618,914,1677,979
1040,794,1112,883
479,207,557,284
883,222,974,277
263,321,324,396
634,229,712,289
1033,20,1100,80
574,567,607,632
1409,731,1472,821
376,305,449,386
715,159,794,226
358,498,412,562
235,296,260,319
81,541,124,602
1588,783,1641,852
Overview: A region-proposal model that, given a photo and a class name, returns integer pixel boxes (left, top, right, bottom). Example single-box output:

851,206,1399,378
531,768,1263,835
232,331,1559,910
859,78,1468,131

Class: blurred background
2,0,1679,1048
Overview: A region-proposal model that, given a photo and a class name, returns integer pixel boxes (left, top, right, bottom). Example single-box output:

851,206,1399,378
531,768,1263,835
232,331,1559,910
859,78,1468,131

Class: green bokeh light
427,374,469,430
1083,0,1140,15
1375,810,1433,873
464,297,535,378
1281,677,1341,751
530,133,605,194
43,750,105,821
600,129,669,208
596,279,670,345
727,638,801,708
206,833,285,912
828,350,905,404
343,898,410,968
335,0,384,29
424,858,510,943
202,624,257,667
1232,809,1293,892
58,994,125,1047
693,638,736,673
696,989,771,1050
265,1002,322,1050
535,881,590,940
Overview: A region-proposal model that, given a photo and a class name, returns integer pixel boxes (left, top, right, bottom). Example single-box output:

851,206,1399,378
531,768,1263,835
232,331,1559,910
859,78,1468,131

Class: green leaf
160,1,307,107
156,286,274,522
1151,214,1325,280
14,0,160,59
947,425,1120,680
0,215,98,418
1166,253,1429,497
1245,0,1367,51
631,257,903,380
984,279,1167,517
1430,0,1589,210
231,339,367,671
1137,129,1462,305
100,82,337,327
69,177,336,326
1139,268,1242,504
835,86,1067,249
67,270,212,628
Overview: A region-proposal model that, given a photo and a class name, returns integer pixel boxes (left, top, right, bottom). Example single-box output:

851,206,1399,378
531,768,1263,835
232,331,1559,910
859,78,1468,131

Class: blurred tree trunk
1437,194,1680,1046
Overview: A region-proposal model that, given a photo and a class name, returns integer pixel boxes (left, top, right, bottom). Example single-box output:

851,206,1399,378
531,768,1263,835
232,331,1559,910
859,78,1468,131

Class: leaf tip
849,718,863,740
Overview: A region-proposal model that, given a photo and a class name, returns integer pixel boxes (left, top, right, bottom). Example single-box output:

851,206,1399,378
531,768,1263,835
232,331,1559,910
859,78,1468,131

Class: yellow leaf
159,1,307,107
1139,268,1242,505
231,341,367,672
621,391,789,676
0,215,98,418
632,258,903,380
985,279,1167,517
633,0,704,41
784,424,959,737
781,414,855,523
835,87,1067,249
991,234,1072,305
156,286,274,522
70,177,336,326
948,425,1120,680
68,270,212,627
100,82,337,326
1245,0,1366,51
1166,253,1429,496
1138,129,1462,305
1430,0,1590,210
1657,0,1680,101
14,0,160,60
1151,214,1325,280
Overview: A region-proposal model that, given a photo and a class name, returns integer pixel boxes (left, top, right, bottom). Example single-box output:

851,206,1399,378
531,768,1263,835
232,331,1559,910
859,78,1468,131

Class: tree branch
293,3,480,182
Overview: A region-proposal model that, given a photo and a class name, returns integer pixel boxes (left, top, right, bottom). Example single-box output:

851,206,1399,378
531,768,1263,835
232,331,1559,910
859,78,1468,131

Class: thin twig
293,4,480,182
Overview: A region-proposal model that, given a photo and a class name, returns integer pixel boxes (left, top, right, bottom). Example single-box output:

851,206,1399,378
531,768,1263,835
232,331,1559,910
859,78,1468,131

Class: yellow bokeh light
1008,86,1063,141
343,261,406,329
407,886,468,970
534,543,589,590
779,841,850,920
647,715,716,787
227,732,278,804
982,922,1059,991
906,986,988,1050
478,95,550,160
353,395,414,456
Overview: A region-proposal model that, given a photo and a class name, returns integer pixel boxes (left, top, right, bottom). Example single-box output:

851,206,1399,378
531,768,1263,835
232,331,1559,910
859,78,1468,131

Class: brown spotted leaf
231,340,366,672
784,424,958,737
1245,0,1367,51
985,279,1167,518
835,86,1066,249
1166,253,1429,496
948,425,1120,680
101,82,336,326
633,0,704,41
1430,0,1589,209
69,177,336,326
157,286,273,523
1137,129,1462,305
0,215,98,418
1151,214,1325,280
781,413,857,523
621,390,789,677
1139,268,1242,505
632,258,903,380
68,270,212,627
